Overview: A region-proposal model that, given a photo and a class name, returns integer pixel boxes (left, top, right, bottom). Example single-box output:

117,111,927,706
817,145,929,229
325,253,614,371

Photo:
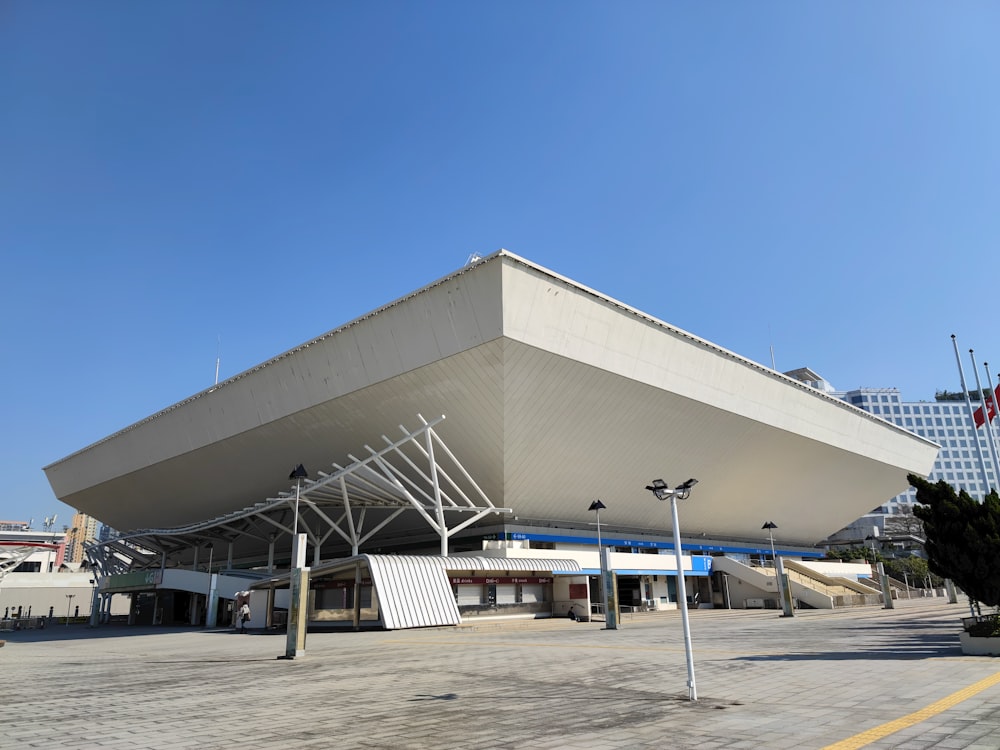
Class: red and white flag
973,384,1000,428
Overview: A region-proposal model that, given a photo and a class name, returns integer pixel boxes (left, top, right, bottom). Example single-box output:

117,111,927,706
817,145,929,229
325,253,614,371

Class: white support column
425,428,448,556
206,574,218,627
341,476,360,556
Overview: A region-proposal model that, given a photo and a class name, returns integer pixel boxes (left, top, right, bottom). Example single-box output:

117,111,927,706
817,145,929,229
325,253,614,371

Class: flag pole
952,335,991,498
984,361,1000,494
968,349,1000,494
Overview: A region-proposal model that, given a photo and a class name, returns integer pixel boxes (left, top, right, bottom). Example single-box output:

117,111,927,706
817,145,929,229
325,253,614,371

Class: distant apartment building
64,512,100,564
98,523,117,543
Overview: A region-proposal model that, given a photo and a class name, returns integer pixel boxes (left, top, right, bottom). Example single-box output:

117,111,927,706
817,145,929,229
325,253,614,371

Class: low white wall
797,560,873,580
1,572,129,617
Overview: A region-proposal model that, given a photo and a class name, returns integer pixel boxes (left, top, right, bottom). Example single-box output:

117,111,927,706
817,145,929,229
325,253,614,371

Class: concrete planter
960,631,1000,656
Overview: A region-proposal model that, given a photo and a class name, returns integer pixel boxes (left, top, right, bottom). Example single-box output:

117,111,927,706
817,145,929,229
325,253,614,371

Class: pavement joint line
820,669,1000,750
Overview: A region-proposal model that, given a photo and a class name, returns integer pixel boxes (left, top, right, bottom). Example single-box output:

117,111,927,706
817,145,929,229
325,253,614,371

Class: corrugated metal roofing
368,556,461,630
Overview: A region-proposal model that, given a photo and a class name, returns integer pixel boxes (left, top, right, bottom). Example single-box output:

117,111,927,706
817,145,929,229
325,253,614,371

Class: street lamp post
205,542,214,627
866,532,894,610
290,464,308,542
88,578,99,627
762,521,793,617
65,594,75,626
865,534,879,568
645,478,699,701
285,464,310,659
588,500,611,628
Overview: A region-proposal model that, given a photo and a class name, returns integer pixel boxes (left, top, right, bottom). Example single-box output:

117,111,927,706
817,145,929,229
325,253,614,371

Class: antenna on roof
214,335,221,385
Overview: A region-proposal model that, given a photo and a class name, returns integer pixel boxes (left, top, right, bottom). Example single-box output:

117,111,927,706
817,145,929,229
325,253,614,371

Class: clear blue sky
3,3,999,525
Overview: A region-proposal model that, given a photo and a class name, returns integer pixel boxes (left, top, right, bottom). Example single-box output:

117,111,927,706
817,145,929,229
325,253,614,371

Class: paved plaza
2,598,999,750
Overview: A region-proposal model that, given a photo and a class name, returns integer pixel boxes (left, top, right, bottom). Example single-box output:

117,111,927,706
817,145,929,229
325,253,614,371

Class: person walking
239,602,251,633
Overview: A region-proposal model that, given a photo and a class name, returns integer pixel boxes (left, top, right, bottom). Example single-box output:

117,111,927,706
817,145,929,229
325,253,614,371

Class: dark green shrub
967,616,1000,638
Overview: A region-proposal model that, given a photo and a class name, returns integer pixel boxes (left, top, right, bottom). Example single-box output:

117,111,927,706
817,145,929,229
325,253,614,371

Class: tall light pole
290,463,308,542
88,578,99,627
205,542,214,627
866,531,894,610
645,478,699,701
65,593,75,626
285,464,309,659
762,521,778,562
865,533,879,568
762,521,793,617
588,500,610,627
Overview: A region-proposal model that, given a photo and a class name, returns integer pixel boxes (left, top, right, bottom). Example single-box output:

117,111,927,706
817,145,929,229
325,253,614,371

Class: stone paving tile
2,600,1000,749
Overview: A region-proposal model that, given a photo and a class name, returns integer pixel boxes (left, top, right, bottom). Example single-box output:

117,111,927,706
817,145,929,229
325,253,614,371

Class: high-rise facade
840,388,998,511
64,512,99,564
787,367,999,515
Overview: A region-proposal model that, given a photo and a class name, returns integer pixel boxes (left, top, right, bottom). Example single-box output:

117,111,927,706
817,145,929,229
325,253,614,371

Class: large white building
42,251,938,627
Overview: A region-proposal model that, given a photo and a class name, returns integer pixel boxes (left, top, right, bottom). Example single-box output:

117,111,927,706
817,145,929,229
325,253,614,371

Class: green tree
884,556,930,585
909,474,1000,613
826,546,881,564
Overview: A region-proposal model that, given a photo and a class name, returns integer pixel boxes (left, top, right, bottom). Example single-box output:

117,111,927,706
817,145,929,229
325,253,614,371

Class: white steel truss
86,415,510,575
0,545,36,582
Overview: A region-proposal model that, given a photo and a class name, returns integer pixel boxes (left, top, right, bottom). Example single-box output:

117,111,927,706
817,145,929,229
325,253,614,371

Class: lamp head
588,500,607,512
762,521,777,531
675,478,698,499
645,479,670,500
289,464,309,481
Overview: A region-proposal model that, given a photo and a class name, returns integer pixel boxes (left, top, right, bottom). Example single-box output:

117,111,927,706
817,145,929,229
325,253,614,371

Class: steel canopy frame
86,415,511,575
1,545,44,582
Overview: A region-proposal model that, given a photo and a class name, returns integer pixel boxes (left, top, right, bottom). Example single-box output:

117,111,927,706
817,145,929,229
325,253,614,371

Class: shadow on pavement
737,631,963,661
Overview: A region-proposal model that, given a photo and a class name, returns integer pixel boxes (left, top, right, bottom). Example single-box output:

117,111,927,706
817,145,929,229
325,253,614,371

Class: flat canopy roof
46,251,938,557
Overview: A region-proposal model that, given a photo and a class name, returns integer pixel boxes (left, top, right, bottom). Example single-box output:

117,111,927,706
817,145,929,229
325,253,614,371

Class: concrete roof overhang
45,251,939,557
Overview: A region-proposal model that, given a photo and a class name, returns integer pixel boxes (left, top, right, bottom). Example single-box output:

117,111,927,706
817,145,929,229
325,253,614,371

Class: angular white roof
44,251,938,548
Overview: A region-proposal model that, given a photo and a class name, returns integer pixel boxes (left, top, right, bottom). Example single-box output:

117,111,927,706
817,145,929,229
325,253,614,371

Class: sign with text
313,578,372,589
449,576,552,585
104,570,162,591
